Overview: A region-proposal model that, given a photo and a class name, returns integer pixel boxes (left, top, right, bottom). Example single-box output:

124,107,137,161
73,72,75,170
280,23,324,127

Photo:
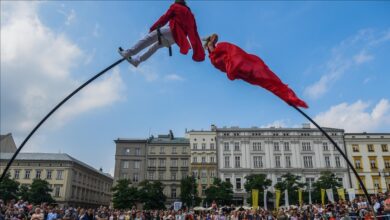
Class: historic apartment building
215,124,350,204
114,130,190,206
114,138,147,184
345,133,390,194
186,128,217,198
0,152,113,208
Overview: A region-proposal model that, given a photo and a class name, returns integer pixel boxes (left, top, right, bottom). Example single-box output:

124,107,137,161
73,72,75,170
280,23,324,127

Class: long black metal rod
292,105,372,207
0,58,125,182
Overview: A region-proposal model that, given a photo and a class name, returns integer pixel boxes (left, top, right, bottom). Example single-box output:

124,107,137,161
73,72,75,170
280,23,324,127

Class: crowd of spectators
1,192,390,220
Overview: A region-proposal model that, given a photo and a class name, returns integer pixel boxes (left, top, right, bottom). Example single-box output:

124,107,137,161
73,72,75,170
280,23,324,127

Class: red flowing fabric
150,3,205,62
209,42,308,108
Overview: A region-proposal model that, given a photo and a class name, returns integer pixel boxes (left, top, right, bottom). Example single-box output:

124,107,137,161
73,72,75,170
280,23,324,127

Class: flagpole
0,58,125,182
291,105,373,208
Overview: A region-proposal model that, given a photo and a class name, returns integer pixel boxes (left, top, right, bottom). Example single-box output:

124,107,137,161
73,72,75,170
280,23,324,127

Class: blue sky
1,1,389,175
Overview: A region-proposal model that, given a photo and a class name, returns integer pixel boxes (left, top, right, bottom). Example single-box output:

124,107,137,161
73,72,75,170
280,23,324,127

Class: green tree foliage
180,176,201,207
28,179,55,205
311,171,342,203
205,178,233,206
274,173,306,205
138,180,167,210
0,173,20,202
111,179,139,209
244,174,272,206
18,185,30,201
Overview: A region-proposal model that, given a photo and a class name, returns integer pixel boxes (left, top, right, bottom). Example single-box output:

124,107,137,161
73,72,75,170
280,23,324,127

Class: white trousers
128,25,175,64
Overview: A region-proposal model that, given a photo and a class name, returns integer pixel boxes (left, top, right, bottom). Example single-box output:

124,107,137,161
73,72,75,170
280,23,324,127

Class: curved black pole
292,105,373,207
0,58,125,182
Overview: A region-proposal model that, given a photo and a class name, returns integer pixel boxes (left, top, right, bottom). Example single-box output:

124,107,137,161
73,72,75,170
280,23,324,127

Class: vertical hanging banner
337,188,345,201
264,189,268,210
321,189,325,206
252,189,259,210
275,189,281,210
347,188,356,201
298,189,303,206
326,189,334,203
284,189,289,207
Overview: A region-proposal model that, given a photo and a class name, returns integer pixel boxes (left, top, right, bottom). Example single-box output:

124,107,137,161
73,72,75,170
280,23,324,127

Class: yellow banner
337,188,345,201
252,189,259,209
298,189,303,206
275,189,281,210
321,189,325,206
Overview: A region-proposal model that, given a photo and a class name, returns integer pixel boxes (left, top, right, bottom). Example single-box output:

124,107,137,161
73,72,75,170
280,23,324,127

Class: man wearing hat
119,0,205,67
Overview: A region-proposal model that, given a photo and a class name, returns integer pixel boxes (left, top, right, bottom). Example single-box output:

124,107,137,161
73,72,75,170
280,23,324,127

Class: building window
210,143,215,150
234,142,240,151
323,143,329,151
335,156,341,168
14,170,20,179
277,177,282,183
210,170,216,177
367,144,374,152
224,156,230,168
285,156,291,168
36,170,42,179
171,188,177,198
182,147,188,154
149,172,155,180
224,143,229,151
382,144,388,152
385,158,390,168
149,159,156,167
236,178,241,190
369,157,377,169
182,159,188,166
225,178,231,184
254,156,263,168
352,144,359,152
210,157,215,163
123,161,129,169
235,156,240,168
284,142,290,151
171,172,177,180
134,161,140,169
202,185,206,196
303,156,313,168
302,142,311,151
46,170,52,179
172,147,177,154
274,142,280,151
201,170,207,178
193,157,198,163
202,143,206,150
171,159,178,167
159,172,164,180
56,170,63,180
193,170,198,178
160,146,165,154
135,148,141,155
125,148,130,154
201,157,206,163
133,173,139,183
253,142,261,151
355,159,362,169
275,156,281,168
193,143,198,150
159,159,166,167
25,170,31,179
325,156,331,168
54,185,61,197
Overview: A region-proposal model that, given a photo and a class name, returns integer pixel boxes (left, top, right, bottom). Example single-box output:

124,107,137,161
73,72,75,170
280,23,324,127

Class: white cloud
128,65,159,82
260,120,288,128
305,29,390,99
1,2,125,135
314,99,390,132
164,74,184,82
58,8,76,26
93,23,100,37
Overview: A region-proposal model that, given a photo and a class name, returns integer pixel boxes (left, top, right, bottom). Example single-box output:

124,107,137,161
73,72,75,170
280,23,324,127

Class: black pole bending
0,58,125,182
292,105,373,207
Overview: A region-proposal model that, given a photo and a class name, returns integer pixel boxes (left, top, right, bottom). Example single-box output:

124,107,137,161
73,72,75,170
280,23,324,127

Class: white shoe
118,47,131,58
128,57,140,67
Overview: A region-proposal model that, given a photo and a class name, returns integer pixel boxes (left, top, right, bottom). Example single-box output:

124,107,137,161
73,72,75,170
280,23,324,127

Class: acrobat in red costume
204,34,308,108
119,0,205,67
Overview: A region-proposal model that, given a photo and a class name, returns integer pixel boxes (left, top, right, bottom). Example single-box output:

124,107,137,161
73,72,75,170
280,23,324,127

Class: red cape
150,3,205,62
209,42,308,108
